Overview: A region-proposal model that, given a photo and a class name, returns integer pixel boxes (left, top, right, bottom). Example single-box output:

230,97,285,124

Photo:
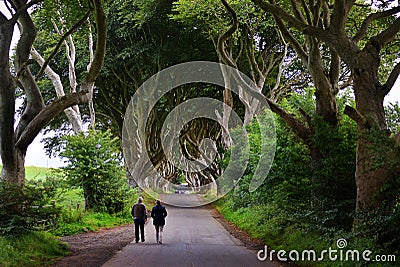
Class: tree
30,0,97,133
61,129,128,213
96,0,221,188
251,0,400,214
0,0,106,186
173,0,291,147
97,0,217,135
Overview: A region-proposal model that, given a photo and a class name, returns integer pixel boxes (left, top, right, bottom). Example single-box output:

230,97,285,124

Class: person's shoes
158,241,162,244
135,240,139,243
141,239,145,242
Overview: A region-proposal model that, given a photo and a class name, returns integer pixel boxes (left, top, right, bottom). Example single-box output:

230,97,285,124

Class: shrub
61,129,130,213
0,180,61,237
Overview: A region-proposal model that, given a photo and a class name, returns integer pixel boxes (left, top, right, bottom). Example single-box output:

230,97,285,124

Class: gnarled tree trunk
351,46,394,212
0,0,106,187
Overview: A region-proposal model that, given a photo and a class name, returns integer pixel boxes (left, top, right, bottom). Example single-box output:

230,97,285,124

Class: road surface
103,194,277,267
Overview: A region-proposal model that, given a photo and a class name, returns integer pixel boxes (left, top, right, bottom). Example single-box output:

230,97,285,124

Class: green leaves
0,181,61,236
61,129,129,214
385,102,400,134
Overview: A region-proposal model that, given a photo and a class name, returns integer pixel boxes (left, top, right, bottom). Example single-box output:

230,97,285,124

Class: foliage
0,180,61,237
60,129,129,214
385,102,400,134
0,231,68,267
94,0,217,136
215,89,400,261
172,0,297,96
223,90,357,227
217,91,366,251
0,179,138,265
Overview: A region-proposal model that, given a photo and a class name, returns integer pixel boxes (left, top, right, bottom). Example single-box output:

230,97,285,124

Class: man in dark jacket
131,197,147,243
151,199,167,244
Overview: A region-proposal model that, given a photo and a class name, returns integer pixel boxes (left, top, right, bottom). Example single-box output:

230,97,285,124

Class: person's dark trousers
134,218,145,242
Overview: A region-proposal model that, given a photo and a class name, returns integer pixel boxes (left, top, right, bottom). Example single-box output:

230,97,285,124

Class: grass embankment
0,232,68,267
213,198,328,253
212,198,391,267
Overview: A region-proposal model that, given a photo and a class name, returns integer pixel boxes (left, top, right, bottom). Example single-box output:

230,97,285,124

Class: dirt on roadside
50,224,134,267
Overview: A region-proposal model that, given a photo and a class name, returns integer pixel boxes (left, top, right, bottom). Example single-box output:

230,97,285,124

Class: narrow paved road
103,194,277,267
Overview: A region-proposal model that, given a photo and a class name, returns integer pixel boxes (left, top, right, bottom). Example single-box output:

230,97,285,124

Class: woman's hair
156,199,161,205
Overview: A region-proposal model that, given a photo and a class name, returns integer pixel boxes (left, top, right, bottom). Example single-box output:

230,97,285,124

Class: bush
61,129,130,213
0,181,61,237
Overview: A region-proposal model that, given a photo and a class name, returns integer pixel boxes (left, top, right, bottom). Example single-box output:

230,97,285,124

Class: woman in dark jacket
151,199,167,244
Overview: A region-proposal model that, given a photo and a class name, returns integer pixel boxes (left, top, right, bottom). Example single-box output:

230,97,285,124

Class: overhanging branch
353,6,400,43
84,0,106,83
15,91,89,150
251,0,307,30
9,0,43,25
372,16,400,50
273,15,308,65
266,98,311,144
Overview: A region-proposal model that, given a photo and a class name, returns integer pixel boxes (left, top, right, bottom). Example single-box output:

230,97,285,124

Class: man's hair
138,197,143,203
156,199,161,205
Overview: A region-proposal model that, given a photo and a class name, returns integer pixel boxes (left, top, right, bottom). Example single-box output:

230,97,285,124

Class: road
102,194,277,267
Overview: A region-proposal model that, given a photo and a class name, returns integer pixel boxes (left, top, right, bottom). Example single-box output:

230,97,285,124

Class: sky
0,3,399,168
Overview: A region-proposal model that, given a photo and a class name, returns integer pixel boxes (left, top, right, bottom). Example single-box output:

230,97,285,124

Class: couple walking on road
131,197,168,244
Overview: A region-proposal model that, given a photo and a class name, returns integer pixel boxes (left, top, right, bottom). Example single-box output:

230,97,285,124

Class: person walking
131,197,147,243
151,199,167,244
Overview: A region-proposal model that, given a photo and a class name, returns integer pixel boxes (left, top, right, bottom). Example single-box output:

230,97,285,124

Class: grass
0,231,68,267
58,188,85,208
51,209,132,236
25,166,54,181
213,198,331,266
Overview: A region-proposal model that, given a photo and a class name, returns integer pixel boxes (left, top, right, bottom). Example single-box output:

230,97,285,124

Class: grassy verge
51,210,133,236
0,231,68,267
0,207,134,266
213,199,365,266
0,165,157,266
213,198,329,250
212,198,392,267
51,187,159,237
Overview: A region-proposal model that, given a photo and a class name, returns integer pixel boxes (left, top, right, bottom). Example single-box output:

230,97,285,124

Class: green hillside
25,166,54,180
0,165,54,181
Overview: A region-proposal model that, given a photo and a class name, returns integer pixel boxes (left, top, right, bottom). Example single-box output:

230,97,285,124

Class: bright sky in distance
0,3,399,167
